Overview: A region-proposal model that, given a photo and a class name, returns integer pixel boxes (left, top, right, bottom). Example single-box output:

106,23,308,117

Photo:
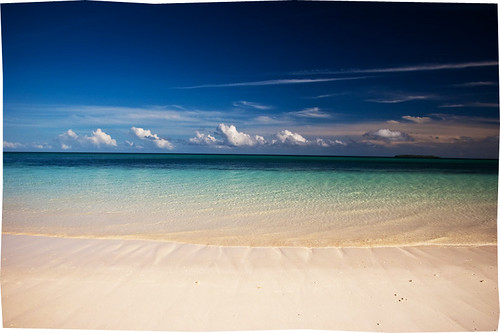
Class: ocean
2,152,498,247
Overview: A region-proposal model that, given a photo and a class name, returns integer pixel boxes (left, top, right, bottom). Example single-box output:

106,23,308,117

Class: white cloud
387,120,400,124
296,61,498,76
315,138,347,147
189,124,347,149
189,131,219,145
131,127,174,150
57,130,77,149
274,130,309,145
232,101,272,110
363,128,413,142
402,115,432,123
4,141,24,149
66,129,78,139
58,128,117,149
289,107,332,118
58,129,78,143
217,124,264,147
178,76,367,89
86,128,117,147
367,95,432,104
33,143,52,149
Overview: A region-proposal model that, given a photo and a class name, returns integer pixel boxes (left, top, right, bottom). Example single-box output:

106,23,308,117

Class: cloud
306,92,348,99
428,113,499,124
87,128,117,147
32,143,52,149
4,141,25,149
289,107,332,118
439,102,499,108
189,131,219,145
363,129,413,142
453,81,497,87
253,116,288,125
295,61,498,76
315,138,347,147
131,127,174,150
217,124,265,147
58,128,117,149
66,129,78,139
274,130,308,145
232,101,272,110
177,76,368,89
402,115,432,123
188,124,346,149
367,95,432,104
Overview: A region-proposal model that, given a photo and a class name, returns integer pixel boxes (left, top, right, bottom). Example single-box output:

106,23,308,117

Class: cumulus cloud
131,127,174,150
58,128,117,149
274,130,308,145
217,124,264,147
315,138,347,147
363,128,413,142
189,123,347,149
189,131,219,145
87,128,117,147
402,115,432,123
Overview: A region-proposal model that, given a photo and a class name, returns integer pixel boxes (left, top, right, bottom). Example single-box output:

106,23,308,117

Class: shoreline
2,231,497,249
2,233,498,331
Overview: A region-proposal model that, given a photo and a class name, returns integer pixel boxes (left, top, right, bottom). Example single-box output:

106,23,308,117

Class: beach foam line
1,233,498,331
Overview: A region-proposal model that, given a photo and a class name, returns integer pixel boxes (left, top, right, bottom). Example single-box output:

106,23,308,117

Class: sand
1,233,498,332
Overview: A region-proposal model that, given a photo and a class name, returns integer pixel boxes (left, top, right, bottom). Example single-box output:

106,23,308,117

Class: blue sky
2,1,499,158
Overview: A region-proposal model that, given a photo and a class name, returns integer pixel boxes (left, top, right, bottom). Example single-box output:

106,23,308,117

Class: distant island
395,155,441,159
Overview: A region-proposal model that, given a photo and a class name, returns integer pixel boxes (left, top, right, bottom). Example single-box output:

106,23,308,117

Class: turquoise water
3,153,498,247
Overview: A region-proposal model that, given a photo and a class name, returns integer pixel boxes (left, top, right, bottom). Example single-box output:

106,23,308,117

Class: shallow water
3,153,498,246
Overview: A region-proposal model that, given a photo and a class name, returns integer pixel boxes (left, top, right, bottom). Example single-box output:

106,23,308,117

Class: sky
2,0,499,158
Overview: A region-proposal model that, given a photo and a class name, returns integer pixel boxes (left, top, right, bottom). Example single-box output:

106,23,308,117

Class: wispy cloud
367,95,433,104
232,101,272,110
453,81,497,87
402,115,432,124
176,76,368,89
293,61,498,76
4,141,25,149
429,113,500,124
439,102,499,108
306,92,348,99
288,107,332,118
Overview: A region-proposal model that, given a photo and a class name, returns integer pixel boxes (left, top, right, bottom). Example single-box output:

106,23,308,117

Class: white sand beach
1,233,498,331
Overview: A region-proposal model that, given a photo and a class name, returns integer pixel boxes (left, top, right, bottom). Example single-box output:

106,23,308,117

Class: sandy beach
1,233,498,331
